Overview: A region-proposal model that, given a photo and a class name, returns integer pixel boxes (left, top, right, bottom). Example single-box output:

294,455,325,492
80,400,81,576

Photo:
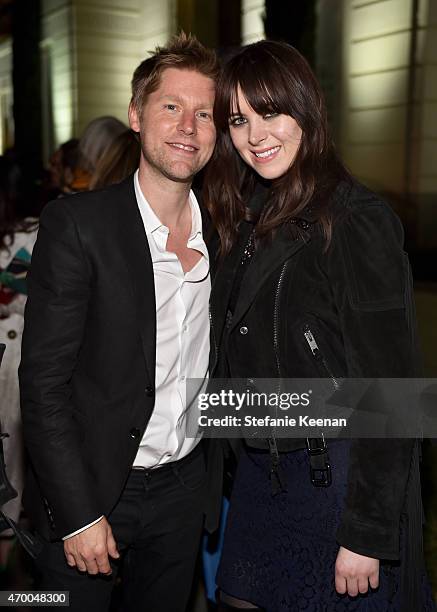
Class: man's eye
165,104,177,111
197,111,211,120
229,116,246,126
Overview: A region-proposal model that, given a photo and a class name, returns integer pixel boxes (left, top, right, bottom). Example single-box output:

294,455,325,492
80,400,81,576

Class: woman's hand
335,546,379,596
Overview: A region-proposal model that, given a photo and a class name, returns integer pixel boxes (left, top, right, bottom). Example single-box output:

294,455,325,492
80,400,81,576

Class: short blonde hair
131,32,220,114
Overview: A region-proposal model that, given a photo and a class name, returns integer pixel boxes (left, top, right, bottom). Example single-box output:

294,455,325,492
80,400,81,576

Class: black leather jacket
209,177,421,571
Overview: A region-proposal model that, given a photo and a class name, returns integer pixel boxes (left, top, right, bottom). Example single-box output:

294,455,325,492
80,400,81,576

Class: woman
71,116,127,191
204,41,435,611
89,129,140,190
0,156,38,568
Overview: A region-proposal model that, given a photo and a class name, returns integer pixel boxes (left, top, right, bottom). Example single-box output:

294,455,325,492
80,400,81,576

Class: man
19,33,219,611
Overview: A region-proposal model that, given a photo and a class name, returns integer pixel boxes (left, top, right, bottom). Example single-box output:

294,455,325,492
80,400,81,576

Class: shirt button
180,375,186,382
239,326,248,335
7,330,17,339
130,428,141,439
145,386,154,397
182,325,188,333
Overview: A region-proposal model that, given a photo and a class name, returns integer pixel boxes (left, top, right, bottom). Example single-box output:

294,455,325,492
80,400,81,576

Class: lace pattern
217,442,435,612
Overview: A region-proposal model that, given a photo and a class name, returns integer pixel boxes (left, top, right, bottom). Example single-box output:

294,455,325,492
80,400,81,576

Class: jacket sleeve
327,196,417,560
19,201,102,537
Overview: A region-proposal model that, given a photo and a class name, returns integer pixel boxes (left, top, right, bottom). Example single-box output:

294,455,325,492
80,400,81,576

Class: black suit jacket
19,175,220,540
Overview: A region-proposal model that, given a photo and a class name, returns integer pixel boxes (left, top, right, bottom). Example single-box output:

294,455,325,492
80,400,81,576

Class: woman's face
229,86,302,180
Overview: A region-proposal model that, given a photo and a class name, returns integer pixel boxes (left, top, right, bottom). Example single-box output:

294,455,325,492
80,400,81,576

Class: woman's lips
251,145,281,163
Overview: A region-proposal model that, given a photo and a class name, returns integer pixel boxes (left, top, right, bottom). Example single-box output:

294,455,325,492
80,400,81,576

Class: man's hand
63,517,119,575
335,546,379,596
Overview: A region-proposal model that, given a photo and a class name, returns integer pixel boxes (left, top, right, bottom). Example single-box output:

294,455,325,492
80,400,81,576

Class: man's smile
167,142,199,153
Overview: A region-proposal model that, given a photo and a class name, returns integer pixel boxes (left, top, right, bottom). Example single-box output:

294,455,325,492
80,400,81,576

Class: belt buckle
306,435,332,487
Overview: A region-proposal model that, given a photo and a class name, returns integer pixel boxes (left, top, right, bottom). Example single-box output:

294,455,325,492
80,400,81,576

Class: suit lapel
115,177,156,384
198,200,220,279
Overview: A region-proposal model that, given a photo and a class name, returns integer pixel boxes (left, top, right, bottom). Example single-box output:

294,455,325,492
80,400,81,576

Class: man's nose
248,119,267,146
178,110,196,135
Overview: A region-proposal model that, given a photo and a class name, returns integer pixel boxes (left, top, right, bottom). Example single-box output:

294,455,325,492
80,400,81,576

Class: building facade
0,0,435,247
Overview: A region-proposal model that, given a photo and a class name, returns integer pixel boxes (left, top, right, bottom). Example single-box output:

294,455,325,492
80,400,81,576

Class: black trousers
34,444,206,612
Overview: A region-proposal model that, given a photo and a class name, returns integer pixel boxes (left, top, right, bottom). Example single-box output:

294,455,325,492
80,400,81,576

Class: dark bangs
214,41,316,133
229,70,284,120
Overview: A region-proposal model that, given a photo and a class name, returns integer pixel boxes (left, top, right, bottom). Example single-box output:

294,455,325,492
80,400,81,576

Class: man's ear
128,102,140,133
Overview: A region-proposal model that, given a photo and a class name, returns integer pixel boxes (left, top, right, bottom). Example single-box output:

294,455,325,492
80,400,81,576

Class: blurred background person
46,138,80,198
0,156,38,570
72,116,127,192
89,129,140,190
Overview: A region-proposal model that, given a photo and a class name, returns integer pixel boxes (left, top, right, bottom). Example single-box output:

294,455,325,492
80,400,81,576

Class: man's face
129,67,216,183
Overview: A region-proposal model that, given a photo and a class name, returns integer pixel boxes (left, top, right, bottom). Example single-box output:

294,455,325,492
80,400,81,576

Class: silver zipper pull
303,327,319,356
304,325,341,390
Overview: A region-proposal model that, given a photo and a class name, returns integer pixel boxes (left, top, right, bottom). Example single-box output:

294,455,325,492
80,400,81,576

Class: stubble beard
140,142,201,185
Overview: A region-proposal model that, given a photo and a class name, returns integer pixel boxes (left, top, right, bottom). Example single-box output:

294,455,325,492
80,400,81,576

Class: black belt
131,442,203,474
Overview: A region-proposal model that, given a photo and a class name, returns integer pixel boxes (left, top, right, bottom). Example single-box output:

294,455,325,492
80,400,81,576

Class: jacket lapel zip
273,261,289,380
268,261,290,496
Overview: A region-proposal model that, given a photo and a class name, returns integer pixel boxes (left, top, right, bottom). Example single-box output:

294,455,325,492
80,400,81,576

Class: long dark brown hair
204,40,348,254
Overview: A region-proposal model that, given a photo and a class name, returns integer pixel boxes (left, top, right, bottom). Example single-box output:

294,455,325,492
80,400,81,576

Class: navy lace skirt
216,441,435,612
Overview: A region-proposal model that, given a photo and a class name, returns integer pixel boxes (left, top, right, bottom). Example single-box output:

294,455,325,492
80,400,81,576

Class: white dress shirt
133,170,210,468
63,172,210,539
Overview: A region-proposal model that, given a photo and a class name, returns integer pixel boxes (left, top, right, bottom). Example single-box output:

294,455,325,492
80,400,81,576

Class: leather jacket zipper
303,325,340,390
269,261,289,495
273,262,289,380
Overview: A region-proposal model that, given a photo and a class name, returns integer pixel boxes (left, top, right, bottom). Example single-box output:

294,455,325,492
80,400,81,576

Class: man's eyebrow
158,94,214,108
158,94,184,103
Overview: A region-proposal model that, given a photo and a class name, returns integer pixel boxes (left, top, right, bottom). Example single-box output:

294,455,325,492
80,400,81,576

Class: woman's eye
264,112,278,120
229,116,247,126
